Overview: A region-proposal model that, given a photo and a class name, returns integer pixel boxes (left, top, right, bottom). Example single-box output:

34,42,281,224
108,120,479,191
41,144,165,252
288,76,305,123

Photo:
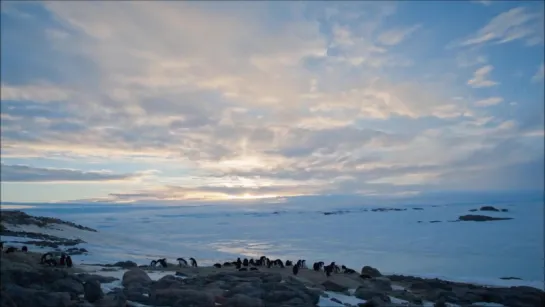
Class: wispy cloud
377,24,421,46
468,65,498,88
0,164,140,183
0,1,543,203
532,63,544,82
458,7,544,47
475,97,503,107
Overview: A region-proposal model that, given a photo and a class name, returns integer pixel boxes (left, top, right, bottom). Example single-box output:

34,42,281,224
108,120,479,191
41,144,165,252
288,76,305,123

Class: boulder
354,287,390,302
367,277,392,291
51,278,84,298
3,284,72,307
153,288,215,307
122,268,152,288
95,290,127,307
153,274,183,290
225,294,264,307
361,266,382,277
389,289,422,304
0,291,17,307
84,280,104,303
227,282,264,298
77,273,119,284
358,295,390,307
322,280,349,292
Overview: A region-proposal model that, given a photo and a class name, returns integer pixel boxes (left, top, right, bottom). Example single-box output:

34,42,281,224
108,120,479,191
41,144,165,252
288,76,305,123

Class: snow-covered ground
1,200,543,290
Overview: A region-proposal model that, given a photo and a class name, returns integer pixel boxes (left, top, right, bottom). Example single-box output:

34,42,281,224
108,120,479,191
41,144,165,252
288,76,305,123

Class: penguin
59,254,66,266
66,255,73,268
177,258,188,267
292,264,300,275
189,257,198,267
243,258,249,267
157,258,167,268
21,246,28,252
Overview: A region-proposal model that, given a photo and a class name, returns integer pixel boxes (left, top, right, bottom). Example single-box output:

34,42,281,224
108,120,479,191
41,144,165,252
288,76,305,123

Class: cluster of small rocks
386,275,545,307
121,268,321,307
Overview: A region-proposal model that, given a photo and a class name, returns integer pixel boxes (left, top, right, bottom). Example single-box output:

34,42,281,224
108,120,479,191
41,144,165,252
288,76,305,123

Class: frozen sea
2,193,544,290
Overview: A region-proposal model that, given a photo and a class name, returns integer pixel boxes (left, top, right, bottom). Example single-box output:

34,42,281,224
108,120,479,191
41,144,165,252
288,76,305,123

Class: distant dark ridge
0,210,97,232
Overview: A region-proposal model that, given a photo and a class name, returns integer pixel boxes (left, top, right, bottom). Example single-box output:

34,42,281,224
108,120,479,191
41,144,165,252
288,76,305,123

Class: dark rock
322,280,348,292
500,276,522,280
480,206,500,212
77,273,119,284
122,268,152,288
354,287,390,303
360,266,382,277
3,284,72,307
108,261,138,268
95,290,127,307
364,277,392,291
227,282,264,299
430,220,441,223
51,278,84,298
84,280,104,303
469,209,478,212
0,291,17,307
358,295,390,306
410,281,432,291
458,215,512,222
153,288,215,307
330,297,343,304
226,294,264,307
153,274,183,290
501,209,508,212
389,289,422,304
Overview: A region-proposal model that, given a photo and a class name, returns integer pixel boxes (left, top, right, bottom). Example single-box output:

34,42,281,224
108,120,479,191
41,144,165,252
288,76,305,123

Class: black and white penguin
177,258,189,267
292,263,300,275
189,257,198,267
66,255,73,268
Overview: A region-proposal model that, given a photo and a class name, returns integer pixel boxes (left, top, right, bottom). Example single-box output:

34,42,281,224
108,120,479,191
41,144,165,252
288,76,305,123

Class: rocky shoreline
1,251,544,307
1,210,543,307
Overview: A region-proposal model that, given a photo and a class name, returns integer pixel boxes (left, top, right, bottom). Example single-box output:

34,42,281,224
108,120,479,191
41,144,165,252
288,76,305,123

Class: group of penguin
209,256,357,277
1,243,28,254
40,252,74,268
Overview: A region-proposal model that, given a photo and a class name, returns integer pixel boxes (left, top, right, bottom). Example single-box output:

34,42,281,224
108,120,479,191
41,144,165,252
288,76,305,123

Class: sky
1,1,544,204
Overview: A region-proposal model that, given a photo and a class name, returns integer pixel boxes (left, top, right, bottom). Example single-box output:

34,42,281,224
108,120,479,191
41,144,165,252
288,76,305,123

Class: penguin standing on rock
292,263,300,276
66,255,73,268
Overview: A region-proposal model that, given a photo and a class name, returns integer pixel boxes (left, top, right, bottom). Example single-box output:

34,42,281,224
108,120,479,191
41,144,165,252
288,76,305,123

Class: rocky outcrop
0,210,97,232
458,215,513,222
361,266,382,277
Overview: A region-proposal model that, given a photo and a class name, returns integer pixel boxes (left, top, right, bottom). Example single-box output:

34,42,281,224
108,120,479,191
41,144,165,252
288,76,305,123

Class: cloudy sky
1,1,543,204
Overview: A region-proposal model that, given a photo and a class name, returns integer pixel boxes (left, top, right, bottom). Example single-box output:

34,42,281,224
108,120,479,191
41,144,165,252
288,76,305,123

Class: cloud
532,62,544,82
0,164,139,182
377,24,421,46
0,1,543,203
1,83,74,103
458,7,544,47
475,96,503,107
474,0,492,6
467,65,498,88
